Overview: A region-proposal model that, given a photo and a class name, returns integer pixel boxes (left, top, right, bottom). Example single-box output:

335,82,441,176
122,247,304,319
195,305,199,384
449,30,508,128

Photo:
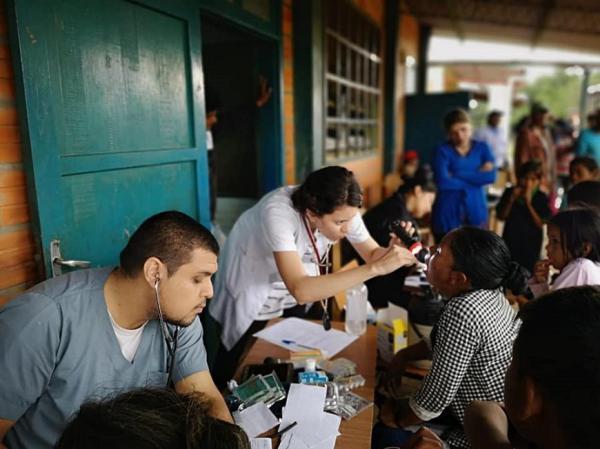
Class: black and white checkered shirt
409,289,521,449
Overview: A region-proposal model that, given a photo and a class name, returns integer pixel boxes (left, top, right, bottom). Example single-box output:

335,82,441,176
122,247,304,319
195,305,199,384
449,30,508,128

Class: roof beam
531,0,555,47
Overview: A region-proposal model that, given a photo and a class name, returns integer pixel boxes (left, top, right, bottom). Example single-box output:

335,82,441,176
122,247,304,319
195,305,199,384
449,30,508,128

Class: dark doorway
201,14,282,231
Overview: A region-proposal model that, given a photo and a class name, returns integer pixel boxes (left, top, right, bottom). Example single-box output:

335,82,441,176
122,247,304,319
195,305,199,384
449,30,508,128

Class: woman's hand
369,245,416,276
480,161,494,172
532,259,550,284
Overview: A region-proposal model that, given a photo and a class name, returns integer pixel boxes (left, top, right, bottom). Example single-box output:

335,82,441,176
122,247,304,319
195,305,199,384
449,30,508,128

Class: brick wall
282,0,296,185
0,0,41,306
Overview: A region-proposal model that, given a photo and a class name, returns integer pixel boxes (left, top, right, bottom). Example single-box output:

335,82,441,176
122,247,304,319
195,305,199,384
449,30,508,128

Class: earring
154,276,160,288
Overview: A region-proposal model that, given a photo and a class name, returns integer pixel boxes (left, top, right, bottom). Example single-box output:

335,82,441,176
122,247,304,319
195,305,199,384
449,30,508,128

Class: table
237,320,377,449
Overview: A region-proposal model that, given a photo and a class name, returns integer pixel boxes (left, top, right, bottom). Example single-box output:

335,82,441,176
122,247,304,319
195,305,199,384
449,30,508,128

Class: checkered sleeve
409,305,481,421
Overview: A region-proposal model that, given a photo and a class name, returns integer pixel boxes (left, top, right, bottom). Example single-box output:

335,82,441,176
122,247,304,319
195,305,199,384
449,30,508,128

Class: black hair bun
502,261,530,295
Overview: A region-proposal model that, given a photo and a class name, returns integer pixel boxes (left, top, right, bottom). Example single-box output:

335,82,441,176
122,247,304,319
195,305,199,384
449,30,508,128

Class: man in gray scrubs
0,211,232,449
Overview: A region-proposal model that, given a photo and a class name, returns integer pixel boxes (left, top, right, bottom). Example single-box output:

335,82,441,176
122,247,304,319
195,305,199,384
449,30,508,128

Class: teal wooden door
9,0,211,275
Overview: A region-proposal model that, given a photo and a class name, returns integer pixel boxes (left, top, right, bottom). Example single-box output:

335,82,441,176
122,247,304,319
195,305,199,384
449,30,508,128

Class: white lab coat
208,186,369,350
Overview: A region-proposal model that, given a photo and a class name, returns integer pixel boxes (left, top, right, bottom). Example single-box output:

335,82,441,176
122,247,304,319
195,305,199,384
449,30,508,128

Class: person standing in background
431,108,496,242
576,109,600,162
475,110,508,170
515,103,556,194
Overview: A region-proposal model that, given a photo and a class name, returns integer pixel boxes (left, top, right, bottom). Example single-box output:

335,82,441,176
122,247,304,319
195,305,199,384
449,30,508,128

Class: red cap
404,150,419,162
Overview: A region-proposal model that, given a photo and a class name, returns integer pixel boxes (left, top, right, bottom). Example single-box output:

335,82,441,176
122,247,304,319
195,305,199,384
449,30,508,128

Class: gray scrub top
0,267,208,449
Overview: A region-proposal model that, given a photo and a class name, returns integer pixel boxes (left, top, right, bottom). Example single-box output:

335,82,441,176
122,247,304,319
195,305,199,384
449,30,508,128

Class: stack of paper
233,402,279,438
278,384,341,449
253,317,358,357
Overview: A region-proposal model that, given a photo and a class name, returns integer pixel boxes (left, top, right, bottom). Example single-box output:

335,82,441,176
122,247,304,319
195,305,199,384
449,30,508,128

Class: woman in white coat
208,166,416,384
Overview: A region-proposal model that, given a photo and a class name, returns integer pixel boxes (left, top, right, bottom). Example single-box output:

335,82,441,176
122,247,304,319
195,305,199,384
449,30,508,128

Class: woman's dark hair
569,156,598,175
516,159,543,180
291,166,362,215
549,208,600,263
443,108,470,132
119,211,219,277
448,226,529,294
514,286,600,449
56,388,250,449
567,180,600,210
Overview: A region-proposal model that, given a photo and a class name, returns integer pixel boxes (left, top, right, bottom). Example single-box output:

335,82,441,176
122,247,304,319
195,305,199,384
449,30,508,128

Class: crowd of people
1,105,600,449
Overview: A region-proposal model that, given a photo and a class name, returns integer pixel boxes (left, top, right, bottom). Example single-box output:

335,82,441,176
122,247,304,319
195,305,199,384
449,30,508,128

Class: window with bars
324,0,381,162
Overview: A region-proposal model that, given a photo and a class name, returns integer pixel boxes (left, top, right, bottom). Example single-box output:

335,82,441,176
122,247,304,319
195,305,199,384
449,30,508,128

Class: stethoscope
154,278,180,387
302,214,332,331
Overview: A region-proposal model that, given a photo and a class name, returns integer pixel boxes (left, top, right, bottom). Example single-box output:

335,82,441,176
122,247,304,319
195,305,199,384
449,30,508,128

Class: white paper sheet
253,317,358,357
278,384,340,449
250,438,273,449
233,402,279,438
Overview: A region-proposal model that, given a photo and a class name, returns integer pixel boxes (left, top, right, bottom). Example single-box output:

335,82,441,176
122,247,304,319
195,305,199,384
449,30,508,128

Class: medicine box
376,303,408,362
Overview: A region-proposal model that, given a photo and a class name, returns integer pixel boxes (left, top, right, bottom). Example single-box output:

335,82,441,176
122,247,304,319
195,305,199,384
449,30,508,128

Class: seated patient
57,388,249,449
381,227,528,449
465,285,600,449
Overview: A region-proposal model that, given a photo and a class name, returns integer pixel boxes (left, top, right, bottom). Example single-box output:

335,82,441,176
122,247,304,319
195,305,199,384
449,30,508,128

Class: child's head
517,160,543,190
427,226,529,298
546,208,600,270
505,286,600,449
569,156,598,185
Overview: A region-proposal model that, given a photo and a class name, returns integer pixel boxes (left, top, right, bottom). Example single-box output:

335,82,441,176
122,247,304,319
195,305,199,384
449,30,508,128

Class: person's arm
351,235,408,264
454,143,497,186
454,167,496,186
433,146,472,190
0,419,15,449
175,371,233,423
496,188,517,221
464,401,513,449
0,294,61,444
274,244,416,304
409,307,480,423
523,196,544,229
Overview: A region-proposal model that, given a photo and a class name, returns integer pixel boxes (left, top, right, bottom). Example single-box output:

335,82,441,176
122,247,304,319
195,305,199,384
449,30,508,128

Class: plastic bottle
345,283,368,335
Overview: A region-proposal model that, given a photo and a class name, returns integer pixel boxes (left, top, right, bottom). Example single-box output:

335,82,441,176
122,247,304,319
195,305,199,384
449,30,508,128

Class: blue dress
432,140,496,236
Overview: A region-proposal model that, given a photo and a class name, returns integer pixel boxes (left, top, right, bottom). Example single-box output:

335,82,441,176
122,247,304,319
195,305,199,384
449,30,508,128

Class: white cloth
474,126,508,168
529,258,600,297
206,130,214,150
107,309,147,363
209,186,370,350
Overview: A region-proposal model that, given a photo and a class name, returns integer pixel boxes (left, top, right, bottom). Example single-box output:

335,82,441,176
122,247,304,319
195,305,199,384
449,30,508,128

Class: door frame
198,6,284,197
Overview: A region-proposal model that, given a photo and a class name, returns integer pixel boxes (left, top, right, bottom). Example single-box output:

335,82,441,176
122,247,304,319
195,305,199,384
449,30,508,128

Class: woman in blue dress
432,108,496,242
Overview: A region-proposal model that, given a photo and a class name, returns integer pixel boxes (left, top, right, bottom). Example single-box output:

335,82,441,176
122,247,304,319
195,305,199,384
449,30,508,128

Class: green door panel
60,162,198,267
10,0,210,275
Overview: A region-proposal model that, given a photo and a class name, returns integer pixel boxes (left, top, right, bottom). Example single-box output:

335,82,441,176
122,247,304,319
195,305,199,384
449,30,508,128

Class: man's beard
150,304,197,328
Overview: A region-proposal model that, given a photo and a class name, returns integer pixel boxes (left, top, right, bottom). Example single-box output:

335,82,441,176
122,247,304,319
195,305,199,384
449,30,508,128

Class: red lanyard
302,214,326,275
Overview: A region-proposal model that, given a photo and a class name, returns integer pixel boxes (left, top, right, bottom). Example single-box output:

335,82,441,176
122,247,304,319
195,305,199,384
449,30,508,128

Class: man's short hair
56,388,249,449
515,286,600,449
119,211,219,277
